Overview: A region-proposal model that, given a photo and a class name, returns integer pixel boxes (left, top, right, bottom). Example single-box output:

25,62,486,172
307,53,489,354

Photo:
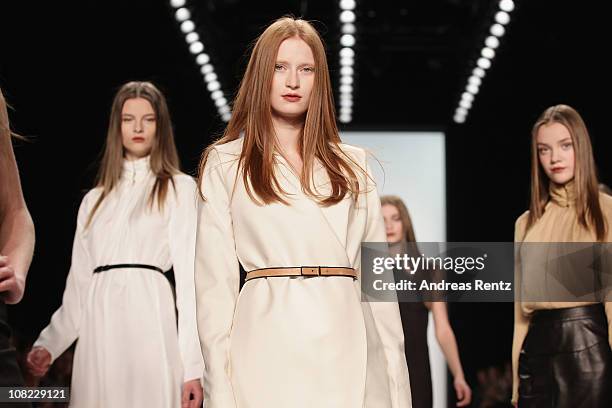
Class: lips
132,137,145,143
282,94,301,102
551,167,565,173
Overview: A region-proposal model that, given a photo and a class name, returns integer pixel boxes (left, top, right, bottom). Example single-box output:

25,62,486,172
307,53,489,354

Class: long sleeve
195,148,240,408
511,213,530,405
34,192,94,361
168,176,205,382
362,160,413,408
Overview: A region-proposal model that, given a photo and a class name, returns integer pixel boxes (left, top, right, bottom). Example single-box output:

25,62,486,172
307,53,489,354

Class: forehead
382,204,400,216
276,36,315,63
122,97,155,114
536,122,571,143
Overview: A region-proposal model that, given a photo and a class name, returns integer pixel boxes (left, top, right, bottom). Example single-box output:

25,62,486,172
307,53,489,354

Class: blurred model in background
381,195,472,408
26,82,203,408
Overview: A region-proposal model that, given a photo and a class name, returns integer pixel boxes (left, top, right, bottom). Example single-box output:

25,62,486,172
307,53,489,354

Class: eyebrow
275,60,315,67
537,137,572,147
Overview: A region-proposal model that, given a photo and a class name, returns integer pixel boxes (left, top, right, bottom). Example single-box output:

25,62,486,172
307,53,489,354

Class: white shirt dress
34,156,204,407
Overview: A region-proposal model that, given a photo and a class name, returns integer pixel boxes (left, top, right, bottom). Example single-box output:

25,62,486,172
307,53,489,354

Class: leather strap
245,266,357,282
94,264,165,274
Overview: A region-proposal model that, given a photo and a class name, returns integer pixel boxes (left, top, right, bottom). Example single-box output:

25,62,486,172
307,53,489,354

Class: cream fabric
195,138,412,408
34,156,204,407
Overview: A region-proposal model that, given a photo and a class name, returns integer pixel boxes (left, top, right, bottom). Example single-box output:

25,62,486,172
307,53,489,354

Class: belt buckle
301,266,321,276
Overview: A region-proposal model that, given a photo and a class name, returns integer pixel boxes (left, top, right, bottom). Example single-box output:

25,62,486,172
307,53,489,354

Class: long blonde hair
87,81,180,226
198,16,362,206
527,104,606,240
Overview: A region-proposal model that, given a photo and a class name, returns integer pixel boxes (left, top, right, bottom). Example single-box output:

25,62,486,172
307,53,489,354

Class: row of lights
169,0,231,122
338,0,356,124
453,0,515,124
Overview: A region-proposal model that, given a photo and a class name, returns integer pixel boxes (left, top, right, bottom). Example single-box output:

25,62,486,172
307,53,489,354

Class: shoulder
171,172,197,189
213,137,243,158
336,143,367,162
76,187,103,223
514,210,530,240
599,192,612,220
599,191,612,211
82,187,103,209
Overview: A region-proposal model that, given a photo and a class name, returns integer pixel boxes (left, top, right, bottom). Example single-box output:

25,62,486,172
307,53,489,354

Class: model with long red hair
195,17,411,408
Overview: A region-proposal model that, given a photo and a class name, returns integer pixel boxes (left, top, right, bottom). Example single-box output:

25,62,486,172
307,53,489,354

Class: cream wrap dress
195,138,412,408
34,157,204,407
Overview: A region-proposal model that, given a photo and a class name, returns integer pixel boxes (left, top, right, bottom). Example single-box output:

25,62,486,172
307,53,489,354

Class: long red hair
198,17,363,205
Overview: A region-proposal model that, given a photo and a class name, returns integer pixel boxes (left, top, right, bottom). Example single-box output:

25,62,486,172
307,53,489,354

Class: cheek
121,124,131,143
538,153,550,170
567,149,575,168
148,124,157,139
271,75,283,94
304,77,315,100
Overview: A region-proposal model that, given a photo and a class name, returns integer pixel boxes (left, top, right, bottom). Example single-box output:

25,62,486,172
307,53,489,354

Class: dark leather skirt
518,304,612,408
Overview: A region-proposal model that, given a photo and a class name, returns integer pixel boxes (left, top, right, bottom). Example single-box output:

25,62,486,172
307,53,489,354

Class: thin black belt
93,264,165,274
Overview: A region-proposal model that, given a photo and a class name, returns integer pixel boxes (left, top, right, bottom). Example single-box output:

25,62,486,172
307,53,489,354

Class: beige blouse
511,180,612,403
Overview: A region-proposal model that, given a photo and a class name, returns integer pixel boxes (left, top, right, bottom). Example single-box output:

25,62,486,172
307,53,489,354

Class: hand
181,379,203,408
0,255,25,304
26,346,52,378
454,376,472,407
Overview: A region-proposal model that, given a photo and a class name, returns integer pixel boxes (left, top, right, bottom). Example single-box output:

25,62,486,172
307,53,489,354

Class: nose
550,147,560,163
134,120,143,134
285,68,299,90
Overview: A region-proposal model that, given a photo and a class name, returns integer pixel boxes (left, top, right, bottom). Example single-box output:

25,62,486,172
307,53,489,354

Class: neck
124,152,148,162
272,113,304,155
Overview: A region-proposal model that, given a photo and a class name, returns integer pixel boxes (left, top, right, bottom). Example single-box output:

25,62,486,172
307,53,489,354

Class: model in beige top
512,104,612,406
195,17,412,408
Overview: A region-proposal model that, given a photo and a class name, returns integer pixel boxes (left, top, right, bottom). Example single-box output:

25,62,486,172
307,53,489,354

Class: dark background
2,0,610,406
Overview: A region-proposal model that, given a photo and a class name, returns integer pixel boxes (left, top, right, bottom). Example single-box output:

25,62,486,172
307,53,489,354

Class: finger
181,388,190,408
0,267,15,280
455,384,464,400
192,388,203,407
0,277,15,292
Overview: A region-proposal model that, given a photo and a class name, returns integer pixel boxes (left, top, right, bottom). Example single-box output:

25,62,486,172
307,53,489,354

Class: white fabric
195,138,412,408
34,156,204,408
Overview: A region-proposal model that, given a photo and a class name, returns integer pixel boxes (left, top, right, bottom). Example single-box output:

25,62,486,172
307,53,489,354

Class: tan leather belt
245,266,357,282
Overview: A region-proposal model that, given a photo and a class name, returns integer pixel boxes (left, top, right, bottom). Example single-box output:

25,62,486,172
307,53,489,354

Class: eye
274,64,285,71
537,147,549,154
561,142,573,150
122,117,133,122
145,117,156,123
302,66,315,73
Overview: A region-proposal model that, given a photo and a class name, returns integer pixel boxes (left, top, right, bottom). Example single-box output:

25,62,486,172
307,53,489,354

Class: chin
549,173,573,185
